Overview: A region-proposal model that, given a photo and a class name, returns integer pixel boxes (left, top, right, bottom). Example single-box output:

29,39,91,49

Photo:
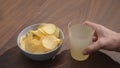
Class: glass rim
68,23,95,39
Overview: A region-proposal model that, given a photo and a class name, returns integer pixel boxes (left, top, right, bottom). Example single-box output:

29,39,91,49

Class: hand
83,21,120,55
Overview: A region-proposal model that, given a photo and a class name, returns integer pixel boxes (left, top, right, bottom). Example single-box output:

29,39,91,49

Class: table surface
0,0,120,68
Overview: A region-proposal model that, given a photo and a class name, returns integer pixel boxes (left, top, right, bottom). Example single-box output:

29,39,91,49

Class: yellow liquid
70,36,92,61
71,45,89,61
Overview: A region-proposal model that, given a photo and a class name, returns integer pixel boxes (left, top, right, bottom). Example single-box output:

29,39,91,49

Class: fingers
83,21,101,31
83,41,102,55
82,21,104,54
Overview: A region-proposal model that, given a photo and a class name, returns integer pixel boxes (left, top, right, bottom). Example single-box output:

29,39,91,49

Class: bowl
17,23,64,61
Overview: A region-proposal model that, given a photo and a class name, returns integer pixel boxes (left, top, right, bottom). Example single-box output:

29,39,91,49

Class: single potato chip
54,27,60,38
24,31,38,53
38,23,47,28
41,24,56,35
42,35,61,50
24,37,34,52
38,29,47,36
31,30,41,38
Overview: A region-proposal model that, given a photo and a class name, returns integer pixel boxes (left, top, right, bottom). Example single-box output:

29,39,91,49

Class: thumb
83,41,102,55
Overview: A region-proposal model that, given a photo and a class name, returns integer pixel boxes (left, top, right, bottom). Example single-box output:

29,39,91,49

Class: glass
68,20,94,61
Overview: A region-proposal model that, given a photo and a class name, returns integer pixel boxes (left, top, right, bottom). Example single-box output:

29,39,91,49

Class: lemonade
68,23,94,61
70,37,92,61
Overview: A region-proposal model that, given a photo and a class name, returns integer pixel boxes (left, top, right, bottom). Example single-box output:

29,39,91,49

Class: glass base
71,51,89,61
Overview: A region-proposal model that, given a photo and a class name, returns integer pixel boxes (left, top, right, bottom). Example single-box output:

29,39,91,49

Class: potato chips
20,23,61,54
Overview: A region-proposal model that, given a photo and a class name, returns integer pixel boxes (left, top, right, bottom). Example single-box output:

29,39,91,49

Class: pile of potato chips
20,23,61,54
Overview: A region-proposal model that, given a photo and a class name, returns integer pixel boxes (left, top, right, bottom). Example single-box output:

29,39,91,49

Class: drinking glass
68,20,94,61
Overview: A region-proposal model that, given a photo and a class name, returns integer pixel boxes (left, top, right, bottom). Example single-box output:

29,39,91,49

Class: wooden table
0,0,120,68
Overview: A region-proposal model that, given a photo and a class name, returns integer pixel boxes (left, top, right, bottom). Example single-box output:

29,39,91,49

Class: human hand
83,21,120,55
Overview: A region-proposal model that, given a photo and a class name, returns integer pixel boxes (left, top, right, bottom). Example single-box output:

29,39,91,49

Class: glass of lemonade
68,20,94,61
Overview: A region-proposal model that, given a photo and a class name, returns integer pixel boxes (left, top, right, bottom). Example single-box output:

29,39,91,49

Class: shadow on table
0,46,120,68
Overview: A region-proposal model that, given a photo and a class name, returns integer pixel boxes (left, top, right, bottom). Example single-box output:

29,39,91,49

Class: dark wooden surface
0,0,120,68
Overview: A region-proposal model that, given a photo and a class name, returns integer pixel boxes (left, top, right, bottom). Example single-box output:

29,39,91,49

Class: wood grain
0,0,120,68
